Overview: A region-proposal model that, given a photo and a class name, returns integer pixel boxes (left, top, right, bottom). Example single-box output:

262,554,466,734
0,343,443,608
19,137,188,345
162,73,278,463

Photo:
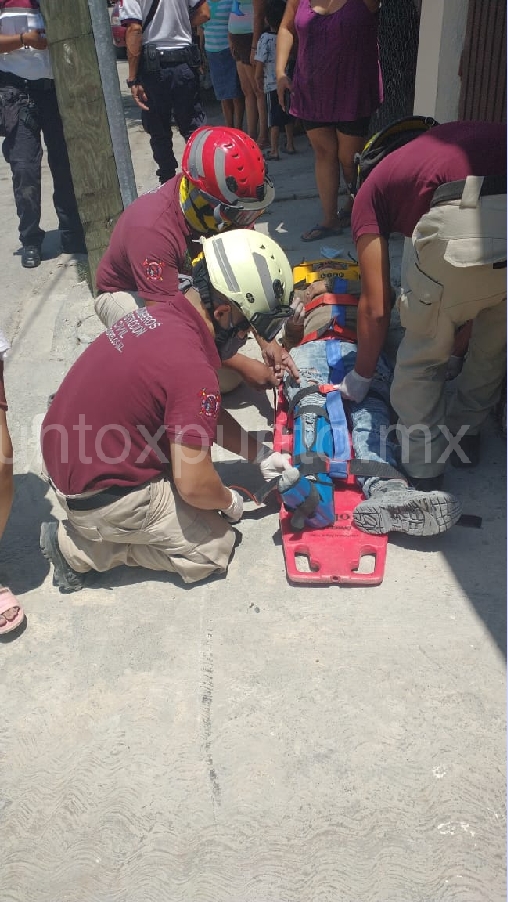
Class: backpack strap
142,0,162,33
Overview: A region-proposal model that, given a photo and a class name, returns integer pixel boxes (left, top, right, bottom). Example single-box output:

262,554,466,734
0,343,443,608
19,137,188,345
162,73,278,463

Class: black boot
40,522,85,592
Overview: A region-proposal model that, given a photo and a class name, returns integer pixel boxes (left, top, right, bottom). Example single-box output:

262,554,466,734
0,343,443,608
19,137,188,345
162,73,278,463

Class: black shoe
40,522,85,593
410,475,445,492
450,432,481,468
353,484,461,537
21,245,41,268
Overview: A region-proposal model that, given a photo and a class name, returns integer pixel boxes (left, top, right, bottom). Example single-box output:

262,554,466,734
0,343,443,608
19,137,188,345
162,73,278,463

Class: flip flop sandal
0,587,24,635
282,148,297,154
264,152,280,161
301,224,343,243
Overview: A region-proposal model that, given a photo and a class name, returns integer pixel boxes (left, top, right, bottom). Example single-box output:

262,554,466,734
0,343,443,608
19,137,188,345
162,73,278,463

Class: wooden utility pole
40,0,137,292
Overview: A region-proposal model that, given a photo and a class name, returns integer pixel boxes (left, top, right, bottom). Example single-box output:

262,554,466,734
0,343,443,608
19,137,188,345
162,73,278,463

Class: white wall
413,0,468,122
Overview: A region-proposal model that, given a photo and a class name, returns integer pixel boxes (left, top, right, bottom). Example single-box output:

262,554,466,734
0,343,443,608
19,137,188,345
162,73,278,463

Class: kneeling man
41,230,294,590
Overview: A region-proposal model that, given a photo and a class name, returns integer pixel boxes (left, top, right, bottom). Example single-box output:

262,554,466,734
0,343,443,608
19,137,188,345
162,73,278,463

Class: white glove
335,369,371,403
222,489,244,523
259,451,292,482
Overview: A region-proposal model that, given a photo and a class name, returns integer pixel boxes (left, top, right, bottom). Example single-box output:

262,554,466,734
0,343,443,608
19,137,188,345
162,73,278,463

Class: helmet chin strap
179,179,221,234
191,258,247,359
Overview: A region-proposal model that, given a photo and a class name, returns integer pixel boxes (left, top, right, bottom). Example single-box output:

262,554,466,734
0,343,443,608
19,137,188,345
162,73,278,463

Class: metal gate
459,0,506,122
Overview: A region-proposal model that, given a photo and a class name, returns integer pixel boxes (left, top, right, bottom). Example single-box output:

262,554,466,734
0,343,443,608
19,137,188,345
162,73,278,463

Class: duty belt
66,483,143,512
431,174,507,207
0,70,54,92
142,43,200,68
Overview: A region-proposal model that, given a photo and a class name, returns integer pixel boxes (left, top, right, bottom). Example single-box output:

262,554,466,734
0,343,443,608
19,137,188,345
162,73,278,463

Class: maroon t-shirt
42,299,221,495
352,121,507,242
95,175,201,303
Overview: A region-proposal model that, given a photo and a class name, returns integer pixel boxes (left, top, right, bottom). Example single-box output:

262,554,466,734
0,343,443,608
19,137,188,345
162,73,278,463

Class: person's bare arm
354,234,392,378
0,29,47,51
222,353,279,389
216,408,266,462
362,0,380,12
190,1,211,28
256,336,300,381
254,60,264,93
171,442,233,510
276,0,297,106
125,22,150,110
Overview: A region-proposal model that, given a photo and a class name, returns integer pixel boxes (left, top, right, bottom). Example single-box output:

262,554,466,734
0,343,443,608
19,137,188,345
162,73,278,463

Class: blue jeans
284,340,400,498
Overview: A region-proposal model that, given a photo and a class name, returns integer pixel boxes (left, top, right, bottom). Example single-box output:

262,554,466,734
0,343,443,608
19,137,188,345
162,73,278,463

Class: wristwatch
126,78,139,88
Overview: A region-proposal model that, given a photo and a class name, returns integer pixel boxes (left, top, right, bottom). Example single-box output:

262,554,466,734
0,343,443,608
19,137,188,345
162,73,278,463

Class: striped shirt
202,0,232,53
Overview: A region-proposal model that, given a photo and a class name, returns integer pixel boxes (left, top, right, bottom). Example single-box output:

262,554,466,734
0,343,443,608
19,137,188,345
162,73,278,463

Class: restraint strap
287,385,323,416
349,460,404,480
304,292,359,314
293,404,329,421
292,452,329,475
300,319,357,346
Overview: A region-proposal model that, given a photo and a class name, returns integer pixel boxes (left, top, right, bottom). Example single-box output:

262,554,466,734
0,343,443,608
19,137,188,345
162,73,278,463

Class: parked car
111,1,126,58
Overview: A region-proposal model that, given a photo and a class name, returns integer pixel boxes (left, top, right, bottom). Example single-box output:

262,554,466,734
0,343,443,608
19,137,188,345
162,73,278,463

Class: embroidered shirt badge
199,388,220,418
143,257,165,281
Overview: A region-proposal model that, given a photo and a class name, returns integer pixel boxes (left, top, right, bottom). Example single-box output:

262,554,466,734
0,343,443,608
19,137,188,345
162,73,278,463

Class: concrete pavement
0,65,505,902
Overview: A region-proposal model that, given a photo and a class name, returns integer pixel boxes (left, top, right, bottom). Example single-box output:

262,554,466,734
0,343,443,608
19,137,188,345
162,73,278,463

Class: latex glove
336,369,371,403
222,489,244,523
259,451,292,482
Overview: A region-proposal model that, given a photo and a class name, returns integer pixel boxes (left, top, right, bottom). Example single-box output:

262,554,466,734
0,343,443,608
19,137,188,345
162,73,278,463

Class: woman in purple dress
276,0,382,241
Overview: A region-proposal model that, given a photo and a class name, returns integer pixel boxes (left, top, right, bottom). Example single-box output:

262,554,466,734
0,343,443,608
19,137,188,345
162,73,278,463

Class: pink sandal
0,587,24,635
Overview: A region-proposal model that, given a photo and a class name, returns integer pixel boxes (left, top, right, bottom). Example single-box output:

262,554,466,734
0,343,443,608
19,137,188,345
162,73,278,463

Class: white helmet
202,230,294,341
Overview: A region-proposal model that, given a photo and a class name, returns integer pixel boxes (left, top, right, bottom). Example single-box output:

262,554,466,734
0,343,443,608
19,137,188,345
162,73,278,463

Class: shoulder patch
143,257,166,281
199,388,220,419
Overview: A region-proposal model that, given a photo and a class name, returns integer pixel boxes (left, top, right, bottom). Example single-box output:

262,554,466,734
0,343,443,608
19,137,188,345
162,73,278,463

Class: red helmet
181,126,275,226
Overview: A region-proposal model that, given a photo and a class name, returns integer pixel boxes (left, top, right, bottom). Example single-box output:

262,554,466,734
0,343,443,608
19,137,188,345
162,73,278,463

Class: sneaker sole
40,522,84,592
353,490,462,538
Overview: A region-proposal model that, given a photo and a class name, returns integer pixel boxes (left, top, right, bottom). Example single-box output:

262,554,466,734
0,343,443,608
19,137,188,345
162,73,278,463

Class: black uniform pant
0,75,84,249
140,61,205,184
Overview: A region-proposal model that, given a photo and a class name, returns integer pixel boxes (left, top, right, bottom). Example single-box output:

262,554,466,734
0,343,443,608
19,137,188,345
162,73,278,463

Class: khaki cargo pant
391,179,506,478
94,291,243,393
55,476,236,585
94,290,144,328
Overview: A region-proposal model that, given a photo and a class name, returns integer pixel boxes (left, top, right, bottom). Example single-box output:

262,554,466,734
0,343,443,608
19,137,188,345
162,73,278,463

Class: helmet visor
217,204,264,228
248,306,291,342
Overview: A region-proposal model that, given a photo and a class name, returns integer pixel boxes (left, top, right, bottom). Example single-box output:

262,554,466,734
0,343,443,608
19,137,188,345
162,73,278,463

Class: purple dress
291,0,383,123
